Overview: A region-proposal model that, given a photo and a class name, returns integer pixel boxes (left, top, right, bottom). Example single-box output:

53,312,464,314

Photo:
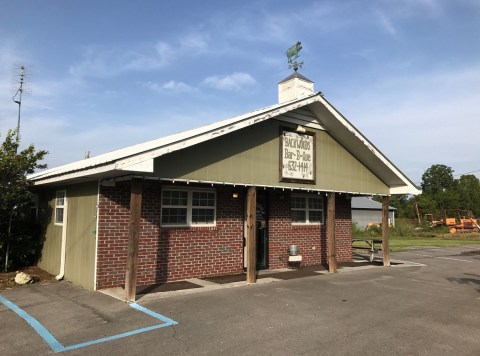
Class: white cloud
375,9,398,36
69,42,173,79
377,0,444,18
178,33,210,54
202,72,256,91
69,32,213,80
140,80,197,93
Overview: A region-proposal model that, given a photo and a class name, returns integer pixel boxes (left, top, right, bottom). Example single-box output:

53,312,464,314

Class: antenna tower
12,65,25,142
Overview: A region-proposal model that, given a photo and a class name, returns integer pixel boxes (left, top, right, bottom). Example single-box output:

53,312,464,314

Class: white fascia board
390,185,422,195
29,96,319,184
114,95,321,170
30,164,117,186
316,95,421,195
116,158,154,173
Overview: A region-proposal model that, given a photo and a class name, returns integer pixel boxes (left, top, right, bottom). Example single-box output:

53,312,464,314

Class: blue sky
1,0,479,186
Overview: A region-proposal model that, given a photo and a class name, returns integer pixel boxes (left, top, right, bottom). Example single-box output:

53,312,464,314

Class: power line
414,169,480,186
453,169,480,177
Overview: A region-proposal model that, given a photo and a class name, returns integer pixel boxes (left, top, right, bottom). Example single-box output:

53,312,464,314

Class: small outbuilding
351,197,396,229
29,70,420,299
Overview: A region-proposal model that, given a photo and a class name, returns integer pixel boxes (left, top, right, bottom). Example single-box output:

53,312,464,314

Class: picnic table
352,238,383,262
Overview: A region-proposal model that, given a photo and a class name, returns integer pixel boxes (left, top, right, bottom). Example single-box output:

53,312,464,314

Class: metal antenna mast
12,65,25,142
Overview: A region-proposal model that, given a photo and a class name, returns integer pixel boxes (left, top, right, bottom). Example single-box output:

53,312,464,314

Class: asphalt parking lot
1,245,479,355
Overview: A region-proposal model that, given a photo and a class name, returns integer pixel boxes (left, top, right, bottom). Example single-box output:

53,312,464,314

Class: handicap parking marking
0,294,177,353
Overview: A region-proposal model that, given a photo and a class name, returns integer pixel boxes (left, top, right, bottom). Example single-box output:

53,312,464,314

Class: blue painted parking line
0,294,178,353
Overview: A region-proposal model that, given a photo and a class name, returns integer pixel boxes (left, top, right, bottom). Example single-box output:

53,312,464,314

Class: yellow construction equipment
444,209,480,233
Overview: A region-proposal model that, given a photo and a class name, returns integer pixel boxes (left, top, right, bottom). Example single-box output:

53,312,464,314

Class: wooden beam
327,192,337,273
382,196,391,267
246,187,257,283
125,178,143,302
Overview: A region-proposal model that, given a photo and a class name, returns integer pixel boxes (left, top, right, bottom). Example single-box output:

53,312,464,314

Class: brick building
29,71,420,297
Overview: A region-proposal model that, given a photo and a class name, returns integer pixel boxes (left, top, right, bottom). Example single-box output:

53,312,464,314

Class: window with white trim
291,194,324,224
161,188,216,226
54,190,66,225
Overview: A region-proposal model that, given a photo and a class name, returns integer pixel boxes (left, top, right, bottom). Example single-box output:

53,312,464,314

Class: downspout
93,181,100,290
56,200,68,280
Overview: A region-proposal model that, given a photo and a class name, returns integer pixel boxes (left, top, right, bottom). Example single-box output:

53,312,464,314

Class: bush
0,219,44,270
352,222,365,237
391,219,416,237
352,222,382,238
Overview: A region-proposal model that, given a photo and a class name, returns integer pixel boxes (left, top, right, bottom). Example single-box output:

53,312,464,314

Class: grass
388,234,480,252
352,219,480,252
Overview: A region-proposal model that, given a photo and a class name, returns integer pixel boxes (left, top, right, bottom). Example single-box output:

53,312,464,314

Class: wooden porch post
125,178,143,302
246,187,257,283
382,195,391,267
327,192,337,273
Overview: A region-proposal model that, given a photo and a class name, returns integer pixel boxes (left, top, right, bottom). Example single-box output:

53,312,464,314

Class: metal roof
28,92,421,195
351,197,396,210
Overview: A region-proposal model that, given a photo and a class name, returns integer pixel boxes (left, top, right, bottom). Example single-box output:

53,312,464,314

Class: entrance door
256,191,268,270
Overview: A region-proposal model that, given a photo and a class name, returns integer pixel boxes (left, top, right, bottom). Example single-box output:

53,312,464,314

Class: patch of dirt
437,232,480,239
0,266,56,291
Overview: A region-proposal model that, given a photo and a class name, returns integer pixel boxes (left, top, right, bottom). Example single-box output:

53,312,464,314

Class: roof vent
278,71,314,103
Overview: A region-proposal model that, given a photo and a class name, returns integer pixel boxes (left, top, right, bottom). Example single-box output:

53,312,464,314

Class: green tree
421,164,459,215
389,194,416,219
0,129,47,271
421,164,455,195
456,174,480,216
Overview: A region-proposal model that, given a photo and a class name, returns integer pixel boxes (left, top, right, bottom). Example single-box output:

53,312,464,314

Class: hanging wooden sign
280,128,315,183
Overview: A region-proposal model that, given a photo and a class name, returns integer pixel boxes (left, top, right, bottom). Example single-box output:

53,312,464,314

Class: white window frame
161,187,216,227
291,194,324,225
54,190,66,226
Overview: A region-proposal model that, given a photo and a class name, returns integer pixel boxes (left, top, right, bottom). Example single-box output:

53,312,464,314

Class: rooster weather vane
286,41,304,71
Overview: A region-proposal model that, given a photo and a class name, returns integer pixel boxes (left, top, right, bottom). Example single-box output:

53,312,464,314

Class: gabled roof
29,92,421,195
352,197,396,211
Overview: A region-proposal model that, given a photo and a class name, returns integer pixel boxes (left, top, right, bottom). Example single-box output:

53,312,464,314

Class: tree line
389,164,480,221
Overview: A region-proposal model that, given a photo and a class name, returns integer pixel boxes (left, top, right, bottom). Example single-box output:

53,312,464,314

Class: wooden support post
382,195,391,267
246,187,257,283
327,192,337,273
125,178,143,302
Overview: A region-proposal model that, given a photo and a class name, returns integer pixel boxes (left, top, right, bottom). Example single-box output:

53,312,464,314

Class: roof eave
29,94,322,184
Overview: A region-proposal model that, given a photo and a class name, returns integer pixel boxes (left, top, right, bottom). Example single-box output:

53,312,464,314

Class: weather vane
286,41,303,71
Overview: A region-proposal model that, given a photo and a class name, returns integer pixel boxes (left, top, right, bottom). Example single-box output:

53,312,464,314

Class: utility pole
12,65,25,143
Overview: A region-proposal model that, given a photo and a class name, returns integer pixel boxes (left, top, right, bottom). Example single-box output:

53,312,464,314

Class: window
55,190,66,225
291,194,323,224
161,188,216,226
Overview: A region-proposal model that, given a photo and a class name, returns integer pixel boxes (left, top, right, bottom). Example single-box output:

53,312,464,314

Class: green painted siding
37,181,98,290
37,190,62,276
154,118,389,194
64,181,98,290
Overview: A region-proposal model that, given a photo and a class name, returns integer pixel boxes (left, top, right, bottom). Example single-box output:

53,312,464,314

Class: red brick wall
96,182,245,289
157,187,244,281
96,181,352,290
334,194,353,262
96,182,130,290
268,191,351,270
